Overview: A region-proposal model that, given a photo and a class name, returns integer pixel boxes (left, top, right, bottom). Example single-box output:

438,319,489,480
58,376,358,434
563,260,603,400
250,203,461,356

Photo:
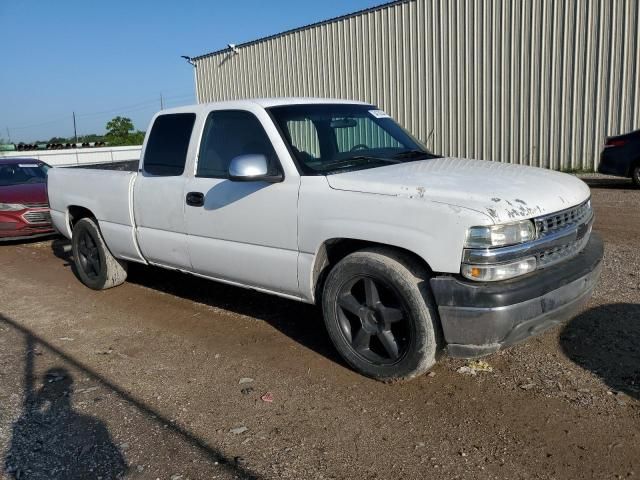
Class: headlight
0,203,26,212
462,257,537,281
465,220,536,248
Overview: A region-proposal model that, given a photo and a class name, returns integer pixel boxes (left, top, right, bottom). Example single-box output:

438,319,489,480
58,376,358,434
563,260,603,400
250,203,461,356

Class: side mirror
228,154,283,182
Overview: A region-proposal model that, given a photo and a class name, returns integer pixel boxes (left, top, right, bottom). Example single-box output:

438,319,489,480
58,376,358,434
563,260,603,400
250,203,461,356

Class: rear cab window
143,113,196,176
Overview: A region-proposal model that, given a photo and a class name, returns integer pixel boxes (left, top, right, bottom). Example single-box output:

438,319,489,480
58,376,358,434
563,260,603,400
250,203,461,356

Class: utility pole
5,127,10,143
72,112,78,144
160,92,164,110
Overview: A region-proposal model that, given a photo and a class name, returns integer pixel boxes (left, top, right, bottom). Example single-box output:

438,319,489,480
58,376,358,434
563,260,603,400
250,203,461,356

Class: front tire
71,217,127,290
321,247,440,382
631,163,640,187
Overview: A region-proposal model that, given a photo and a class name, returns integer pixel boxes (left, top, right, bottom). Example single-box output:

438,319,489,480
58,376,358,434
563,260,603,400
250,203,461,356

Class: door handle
186,192,205,207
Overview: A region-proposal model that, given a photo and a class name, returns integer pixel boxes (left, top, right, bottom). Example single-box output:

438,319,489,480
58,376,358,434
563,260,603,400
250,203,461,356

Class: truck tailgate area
47,168,145,263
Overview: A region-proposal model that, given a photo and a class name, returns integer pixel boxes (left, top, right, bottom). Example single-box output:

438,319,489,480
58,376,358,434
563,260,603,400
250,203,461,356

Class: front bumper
430,232,604,358
0,209,54,240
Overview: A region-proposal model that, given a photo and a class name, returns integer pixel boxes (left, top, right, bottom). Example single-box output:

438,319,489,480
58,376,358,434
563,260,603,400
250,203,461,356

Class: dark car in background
0,158,55,241
598,129,640,186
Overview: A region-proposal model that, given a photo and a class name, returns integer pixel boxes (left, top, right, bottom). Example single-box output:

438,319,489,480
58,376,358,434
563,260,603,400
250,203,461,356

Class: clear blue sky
0,0,382,143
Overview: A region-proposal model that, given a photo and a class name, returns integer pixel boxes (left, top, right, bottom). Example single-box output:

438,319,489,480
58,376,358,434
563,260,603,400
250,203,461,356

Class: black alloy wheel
321,248,439,381
336,275,411,365
71,217,127,290
76,229,101,279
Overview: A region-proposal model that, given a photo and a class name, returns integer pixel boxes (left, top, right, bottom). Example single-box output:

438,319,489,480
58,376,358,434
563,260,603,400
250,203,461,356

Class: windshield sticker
369,109,391,119
18,164,38,168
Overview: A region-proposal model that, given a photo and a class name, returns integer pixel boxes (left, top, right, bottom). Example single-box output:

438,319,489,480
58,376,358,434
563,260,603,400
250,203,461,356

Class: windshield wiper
392,149,435,160
322,156,402,170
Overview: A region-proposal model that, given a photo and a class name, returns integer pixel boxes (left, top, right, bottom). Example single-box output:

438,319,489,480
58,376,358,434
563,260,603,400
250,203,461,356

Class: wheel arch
310,238,433,305
67,205,97,233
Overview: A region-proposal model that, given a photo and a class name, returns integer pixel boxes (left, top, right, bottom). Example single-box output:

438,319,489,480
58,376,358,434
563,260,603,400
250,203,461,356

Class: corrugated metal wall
193,0,640,171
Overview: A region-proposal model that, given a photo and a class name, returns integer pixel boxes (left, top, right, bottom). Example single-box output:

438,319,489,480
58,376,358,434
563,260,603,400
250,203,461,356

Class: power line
10,116,72,131
70,93,193,121
75,99,161,119
4,92,195,139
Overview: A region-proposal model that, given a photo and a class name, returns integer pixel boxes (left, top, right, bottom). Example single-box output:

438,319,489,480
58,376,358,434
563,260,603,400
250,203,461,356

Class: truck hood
0,182,48,205
325,157,591,223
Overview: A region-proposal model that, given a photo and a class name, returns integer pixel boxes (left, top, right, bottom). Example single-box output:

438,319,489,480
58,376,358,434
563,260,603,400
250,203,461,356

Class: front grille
24,202,49,209
22,210,51,225
533,200,593,269
537,226,592,268
535,200,591,235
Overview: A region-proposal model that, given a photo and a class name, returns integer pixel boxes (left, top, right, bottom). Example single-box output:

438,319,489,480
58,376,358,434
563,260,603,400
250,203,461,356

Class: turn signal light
462,257,537,281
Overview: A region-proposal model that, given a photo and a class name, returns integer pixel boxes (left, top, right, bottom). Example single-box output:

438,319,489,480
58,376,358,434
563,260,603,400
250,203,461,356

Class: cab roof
160,97,373,115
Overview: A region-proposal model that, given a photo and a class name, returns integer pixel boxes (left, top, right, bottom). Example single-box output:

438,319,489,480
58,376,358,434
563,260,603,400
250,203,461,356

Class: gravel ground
0,176,638,479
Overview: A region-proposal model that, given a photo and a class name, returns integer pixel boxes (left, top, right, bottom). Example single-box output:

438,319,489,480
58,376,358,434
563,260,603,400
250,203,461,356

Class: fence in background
193,0,640,171
0,146,142,167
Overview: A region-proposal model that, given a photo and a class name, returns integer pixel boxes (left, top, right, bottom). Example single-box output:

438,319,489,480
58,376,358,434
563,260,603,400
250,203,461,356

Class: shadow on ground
582,177,635,190
0,234,59,247
5,361,126,479
51,238,342,366
560,303,640,399
0,313,264,479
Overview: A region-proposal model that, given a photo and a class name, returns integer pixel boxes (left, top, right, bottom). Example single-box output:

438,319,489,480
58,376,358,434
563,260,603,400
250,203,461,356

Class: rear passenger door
133,113,196,270
183,108,300,297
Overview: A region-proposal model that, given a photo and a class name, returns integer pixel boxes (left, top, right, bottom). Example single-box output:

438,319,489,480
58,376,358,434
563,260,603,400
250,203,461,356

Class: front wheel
71,217,127,290
321,247,440,382
631,164,640,187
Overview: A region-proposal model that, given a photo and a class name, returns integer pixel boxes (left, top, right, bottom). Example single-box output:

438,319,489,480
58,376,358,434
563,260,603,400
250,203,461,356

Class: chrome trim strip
22,210,52,225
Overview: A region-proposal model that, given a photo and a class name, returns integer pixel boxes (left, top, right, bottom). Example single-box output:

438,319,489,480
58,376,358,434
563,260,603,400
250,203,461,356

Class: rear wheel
71,217,127,290
321,247,439,382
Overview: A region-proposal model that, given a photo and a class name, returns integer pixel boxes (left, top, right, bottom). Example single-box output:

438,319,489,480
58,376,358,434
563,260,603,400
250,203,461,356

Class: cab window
143,113,196,176
197,110,279,178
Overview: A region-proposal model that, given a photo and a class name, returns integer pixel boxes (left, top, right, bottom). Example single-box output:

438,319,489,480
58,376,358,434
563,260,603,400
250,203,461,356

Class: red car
0,158,55,240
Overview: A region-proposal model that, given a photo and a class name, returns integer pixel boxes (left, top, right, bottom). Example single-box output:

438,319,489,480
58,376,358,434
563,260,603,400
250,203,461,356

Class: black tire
321,247,440,382
631,163,640,187
71,217,127,290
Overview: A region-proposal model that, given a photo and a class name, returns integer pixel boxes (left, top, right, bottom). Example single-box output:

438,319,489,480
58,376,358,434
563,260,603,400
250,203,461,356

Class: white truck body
47,98,602,378
48,98,590,301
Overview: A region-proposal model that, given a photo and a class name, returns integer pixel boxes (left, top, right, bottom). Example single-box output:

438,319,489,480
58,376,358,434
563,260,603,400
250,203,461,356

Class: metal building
192,0,640,171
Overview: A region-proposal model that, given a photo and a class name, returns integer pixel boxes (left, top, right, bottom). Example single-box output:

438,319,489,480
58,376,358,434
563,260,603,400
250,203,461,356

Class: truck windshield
0,162,50,186
268,104,438,175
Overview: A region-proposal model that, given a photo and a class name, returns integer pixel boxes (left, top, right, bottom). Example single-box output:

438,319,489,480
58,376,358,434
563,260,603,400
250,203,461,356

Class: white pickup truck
48,98,603,381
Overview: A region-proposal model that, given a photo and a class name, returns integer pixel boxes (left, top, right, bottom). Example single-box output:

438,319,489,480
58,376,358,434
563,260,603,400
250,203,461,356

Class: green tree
106,116,134,137
105,117,144,146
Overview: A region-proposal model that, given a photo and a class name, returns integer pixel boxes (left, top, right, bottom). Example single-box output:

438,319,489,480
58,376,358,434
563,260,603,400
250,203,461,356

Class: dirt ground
0,176,638,480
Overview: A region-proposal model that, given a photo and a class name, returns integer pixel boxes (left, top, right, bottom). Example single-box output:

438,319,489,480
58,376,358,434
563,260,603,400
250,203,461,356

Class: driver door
183,108,300,297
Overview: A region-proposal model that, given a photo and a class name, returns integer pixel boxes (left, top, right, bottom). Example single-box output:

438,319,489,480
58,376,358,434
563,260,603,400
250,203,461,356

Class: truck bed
48,167,145,263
